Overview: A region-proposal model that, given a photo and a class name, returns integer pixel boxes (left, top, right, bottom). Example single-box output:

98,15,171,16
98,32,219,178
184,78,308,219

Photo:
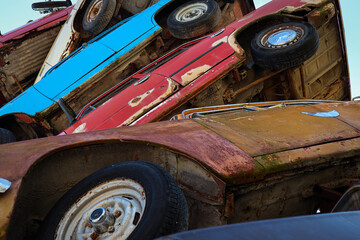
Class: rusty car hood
194,101,360,157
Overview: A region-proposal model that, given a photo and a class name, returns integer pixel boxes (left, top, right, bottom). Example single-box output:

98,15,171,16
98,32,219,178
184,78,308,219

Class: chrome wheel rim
55,179,146,240
86,0,103,23
261,26,304,48
175,3,208,22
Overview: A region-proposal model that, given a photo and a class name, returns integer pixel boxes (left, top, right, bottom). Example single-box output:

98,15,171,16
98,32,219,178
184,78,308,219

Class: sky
0,0,359,98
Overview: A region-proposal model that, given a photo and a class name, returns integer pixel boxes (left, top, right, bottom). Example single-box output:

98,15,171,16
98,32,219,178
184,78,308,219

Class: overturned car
1,99,360,239
0,4,71,107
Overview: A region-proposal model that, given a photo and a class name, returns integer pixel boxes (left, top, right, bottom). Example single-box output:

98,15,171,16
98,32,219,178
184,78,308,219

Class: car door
64,73,179,133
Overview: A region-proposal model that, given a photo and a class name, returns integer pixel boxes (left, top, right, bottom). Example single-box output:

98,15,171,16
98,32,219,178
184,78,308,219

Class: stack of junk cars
1,0,359,239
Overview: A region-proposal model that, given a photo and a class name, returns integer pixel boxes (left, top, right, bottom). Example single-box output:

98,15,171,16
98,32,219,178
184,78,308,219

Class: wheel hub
261,26,304,48
55,179,146,239
175,3,208,22
89,207,115,234
86,0,103,23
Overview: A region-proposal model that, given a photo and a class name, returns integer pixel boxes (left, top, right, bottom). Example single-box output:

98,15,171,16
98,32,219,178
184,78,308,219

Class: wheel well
73,0,92,35
7,141,224,239
234,15,307,66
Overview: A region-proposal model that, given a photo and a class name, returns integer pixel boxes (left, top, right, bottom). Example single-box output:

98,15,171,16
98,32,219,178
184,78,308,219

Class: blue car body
0,0,169,116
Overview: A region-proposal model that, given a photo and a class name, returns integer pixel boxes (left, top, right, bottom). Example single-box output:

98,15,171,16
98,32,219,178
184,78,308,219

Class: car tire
0,128,16,144
37,161,188,240
167,0,221,39
82,0,116,35
250,21,319,70
32,1,72,11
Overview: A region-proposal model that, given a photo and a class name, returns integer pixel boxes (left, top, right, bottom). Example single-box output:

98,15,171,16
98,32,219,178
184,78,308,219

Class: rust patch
283,1,321,13
128,89,155,107
0,180,21,238
181,65,211,86
306,3,335,28
121,78,178,126
228,32,245,56
224,192,234,218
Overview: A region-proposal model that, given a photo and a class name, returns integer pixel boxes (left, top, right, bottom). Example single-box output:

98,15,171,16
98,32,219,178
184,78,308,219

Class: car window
77,40,200,120
77,77,139,119
140,41,199,75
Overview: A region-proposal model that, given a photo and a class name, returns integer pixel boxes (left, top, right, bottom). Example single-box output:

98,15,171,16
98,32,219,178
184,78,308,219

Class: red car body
0,6,73,107
64,0,347,135
0,7,72,45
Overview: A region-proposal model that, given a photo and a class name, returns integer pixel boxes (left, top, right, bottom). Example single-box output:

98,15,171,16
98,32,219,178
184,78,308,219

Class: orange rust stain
0,180,21,237
181,65,211,86
283,0,325,12
228,33,245,56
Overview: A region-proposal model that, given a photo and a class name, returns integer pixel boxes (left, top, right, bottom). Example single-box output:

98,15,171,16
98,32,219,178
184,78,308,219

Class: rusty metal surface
1,100,359,237
0,180,20,239
253,136,360,184
0,7,71,104
2,101,359,185
0,119,257,183
195,101,360,157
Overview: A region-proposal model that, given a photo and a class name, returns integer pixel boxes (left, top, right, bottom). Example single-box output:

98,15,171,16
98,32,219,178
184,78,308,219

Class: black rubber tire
37,161,188,240
0,128,16,144
32,1,71,11
82,0,116,35
167,0,221,39
250,21,319,70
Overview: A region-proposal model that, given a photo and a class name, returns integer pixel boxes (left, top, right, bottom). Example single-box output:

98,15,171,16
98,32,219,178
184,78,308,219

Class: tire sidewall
167,0,221,39
38,161,171,240
82,0,116,35
251,21,319,70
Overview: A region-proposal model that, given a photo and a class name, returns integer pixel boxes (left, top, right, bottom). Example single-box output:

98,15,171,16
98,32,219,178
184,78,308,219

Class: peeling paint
73,122,87,133
121,78,178,126
181,65,211,86
228,33,245,56
212,36,228,47
128,88,155,107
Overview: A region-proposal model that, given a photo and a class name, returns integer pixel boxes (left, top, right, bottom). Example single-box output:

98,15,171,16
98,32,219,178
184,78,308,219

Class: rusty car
0,0,351,144
32,0,167,83
61,14,320,135
0,4,72,107
0,99,359,239
0,0,238,116
0,0,252,142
